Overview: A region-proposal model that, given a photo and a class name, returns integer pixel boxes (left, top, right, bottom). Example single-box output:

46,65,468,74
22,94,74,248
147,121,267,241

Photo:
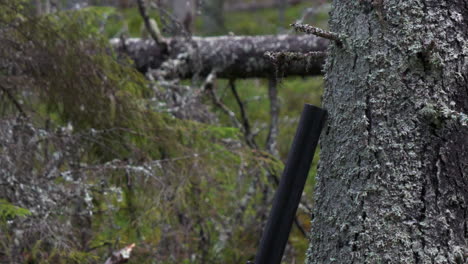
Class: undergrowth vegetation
0,1,326,263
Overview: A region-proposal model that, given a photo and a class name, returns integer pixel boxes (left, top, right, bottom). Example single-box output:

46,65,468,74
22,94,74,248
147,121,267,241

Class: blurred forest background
0,0,329,263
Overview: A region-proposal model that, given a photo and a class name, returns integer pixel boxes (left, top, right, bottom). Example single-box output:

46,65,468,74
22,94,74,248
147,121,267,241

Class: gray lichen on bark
307,0,468,263
111,35,328,79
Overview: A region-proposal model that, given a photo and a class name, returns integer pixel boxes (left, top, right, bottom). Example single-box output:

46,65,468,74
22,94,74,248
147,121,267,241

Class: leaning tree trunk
307,0,468,263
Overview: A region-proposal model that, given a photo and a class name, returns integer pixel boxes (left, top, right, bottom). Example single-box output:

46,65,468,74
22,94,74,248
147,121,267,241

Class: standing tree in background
200,0,225,35
305,0,467,263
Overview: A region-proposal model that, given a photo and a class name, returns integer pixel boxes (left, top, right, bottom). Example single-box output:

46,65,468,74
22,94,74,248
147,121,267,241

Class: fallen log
111,35,327,79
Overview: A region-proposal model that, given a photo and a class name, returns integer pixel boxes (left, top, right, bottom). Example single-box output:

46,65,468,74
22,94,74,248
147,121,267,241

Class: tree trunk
307,0,468,263
112,35,327,79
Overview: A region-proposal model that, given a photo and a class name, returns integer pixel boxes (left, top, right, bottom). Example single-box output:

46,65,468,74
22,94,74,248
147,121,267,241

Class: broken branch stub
291,22,343,45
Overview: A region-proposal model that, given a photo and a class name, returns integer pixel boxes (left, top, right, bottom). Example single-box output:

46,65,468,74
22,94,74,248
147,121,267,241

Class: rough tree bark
112,35,327,79
307,0,468,263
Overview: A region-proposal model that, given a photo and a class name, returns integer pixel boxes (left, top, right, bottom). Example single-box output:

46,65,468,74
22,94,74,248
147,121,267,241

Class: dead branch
111,35,327,79
291,22,343,45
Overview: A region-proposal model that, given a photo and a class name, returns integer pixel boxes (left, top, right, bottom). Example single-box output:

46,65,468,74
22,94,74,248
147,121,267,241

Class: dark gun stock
254,104,326,264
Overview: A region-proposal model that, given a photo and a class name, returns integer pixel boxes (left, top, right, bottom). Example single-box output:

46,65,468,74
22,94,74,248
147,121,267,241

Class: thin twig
229,79,257,148
291,22,343,45
204,71,242,130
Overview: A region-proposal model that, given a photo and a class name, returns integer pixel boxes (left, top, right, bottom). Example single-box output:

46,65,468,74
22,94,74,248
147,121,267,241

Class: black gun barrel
254,104,326,264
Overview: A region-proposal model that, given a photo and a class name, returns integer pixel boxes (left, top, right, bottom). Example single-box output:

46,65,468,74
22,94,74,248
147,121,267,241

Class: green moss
0,199,31,223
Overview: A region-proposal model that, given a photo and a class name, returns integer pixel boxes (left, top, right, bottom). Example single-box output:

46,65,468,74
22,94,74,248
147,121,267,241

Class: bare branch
204,71,242,130
291,22,343,45
265,51,328,63
111,35,327,78
229,79,257,148
104,243,136,264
